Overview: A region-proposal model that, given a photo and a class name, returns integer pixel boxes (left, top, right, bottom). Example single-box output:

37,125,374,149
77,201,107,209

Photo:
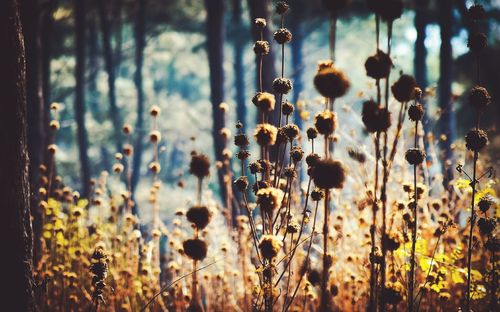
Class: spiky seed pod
391,74,417,102
276,1,289,14
186,206,212,230
314,110,336,136
468,33,488,52
258,235,282,260
189,154,210,178
478,218,496,236
254,124,278,146
362,100,392,133
272,77,293,94
408,103,424,121
311,159,346,189
405,148,426,165
274,28,292,44
253,40,270,55
478,195,494,213
282,101,294,115
182,239,208,261
465,129,488,152
382,232,401,251
322,0,350,11
314,61,350,98
234,134,249,147
365,50,393,80
256,187,283,213
275,127,287,145
255,18,267,29
249,161,262,174
234,176,249,192
469,86,491,110
307,127,318,140
468,4,486,21
311,189,325,201
253,181,270,194
237,150,250,160
252,92,276,112
283,124,300,141
258,159,272,173
290,146,304,163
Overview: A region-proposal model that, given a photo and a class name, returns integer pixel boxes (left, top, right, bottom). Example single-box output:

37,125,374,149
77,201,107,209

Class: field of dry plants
32,1,498,312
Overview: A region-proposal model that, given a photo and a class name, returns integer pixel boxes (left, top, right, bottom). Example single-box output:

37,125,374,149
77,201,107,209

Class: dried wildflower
272,77,293,94
465,129,488,152
365,50,392,80
306,153,320,167
234,134,249,147
149,130,161,143
382,281,404,305
468,4,486,21
47,144,57,155
478,195,494,213
282,101,294,115
322,0,350,11
276,1,289,14
283,124,300,140
362,100,391,133
258,235,282,260
314,61,350,98
112,163,124,174
257,187,283,213
189,153,210,178
183,239,208,261
468,33,487,52
49,120,60,131
307,127,318,140
485,237,499,252
284,167,297,179
290,146,304,162
187,206,212,230
382,232,401,251
122,124,132,134
149,161,161,174
254,123,278,146
314,111,336,136
237,150,250,160
273,28,292,44
391,74,417,102
308,269,321,286
478,218,496,236
123,144,133,156
150,105,161,117
469,86,491,110
311,189,325,201
408,103,424,121
253,181,270,194
252,92,276,112
405,148,425,165
311,159,346,189
253,40,270,55
234,176,249,191
255,18,267,29
286,219,300,233
249,161,262,174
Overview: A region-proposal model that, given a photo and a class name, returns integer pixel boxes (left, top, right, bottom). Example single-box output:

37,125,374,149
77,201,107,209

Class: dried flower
405,148,426,165
187,206,212,230
257,187,284,213
468,4,486,21
274,28,292,44
122,124,132,134
478,195,494,213
272,77,293,94
391,74,417,102
469,86,491,110
408,103,424,121
365,50,392,80
150,105,161,117
234,176,249,191
149,130,161,143
314,61,350,98
234,134,250,147
311,159,346,189
465,129,488,152
282,101,294,115
382,281,404,305
276,1,289,14
189,153,210,178
258,235,282,260
255,18,267,29
311,189,325,201
307,127,318,140
283,124,300,140
290,146,304,162
382,232,401,251
362,100,391,133
249,162,262,174
183,239,208,261
314,110,336,136
252,92,276,112
478,218,496,236
468,32,487,53
306,153,321,167
254,124,278,146
253,41,270,55
49,120,60,131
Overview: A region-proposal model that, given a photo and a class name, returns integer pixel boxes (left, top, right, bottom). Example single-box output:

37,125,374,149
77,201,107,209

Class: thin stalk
409,120,419,312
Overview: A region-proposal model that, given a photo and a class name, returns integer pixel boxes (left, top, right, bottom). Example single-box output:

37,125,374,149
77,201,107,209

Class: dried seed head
391,74,417,102
468,4,486,21
186,205,212,230
257,187,284,213
469,86,491,110
48,144,58,155
182,238,208,261
465,129,488,152
314,61,350,98
149,161,161,174
283,124,300,140
276,1,289,14
253,40,270,55
149,130,161,143
408,104,424,121
49,120,60,131
234,134,250,147
478,195,494,213
234,176,249,192
252,92,276,112
255,18,267,29
123,144,133,156
382,281,404,305
272,77,293,94
290,146,304,162
249,161,262,174
314,110,336,136
382,232,401,251
112,163,124,174
311,189,325,201
306,127,318,140
282,101,294,115
478,218,496,236
311,159,346,189
189,153,210,178
254,123,278,146
405,148,426,165
468,33,488,53
362,100,391,133
150,105,161,117
122,124,132,135
274,28,293,44
365,50,392,80
258,235,282,260
306,153,321,167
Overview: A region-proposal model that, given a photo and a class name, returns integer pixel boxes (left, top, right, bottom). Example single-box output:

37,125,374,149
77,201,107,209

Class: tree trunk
247,0,278,125
438,0,456,185
74,0,91,198
131,0,146,213
98,0,123,152
20,0,44,265
0,0,36,310
232,0,247,129
205,0,230,206
290,1,304,129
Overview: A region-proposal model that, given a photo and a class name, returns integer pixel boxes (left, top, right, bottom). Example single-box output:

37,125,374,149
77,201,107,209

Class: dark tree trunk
438,0,456,185
98,0,123,152
74,0,91,197
205,0,229,205
20,0,44,265
247,0,278,125
290,1,304,129
232,0,247,129
131,0,146,212
0,0,36,310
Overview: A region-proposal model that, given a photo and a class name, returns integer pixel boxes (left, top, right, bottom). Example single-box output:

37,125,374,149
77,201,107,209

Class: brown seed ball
382,232,401,251
276,1,289,14
150,105,161,117
236,150,250,160
256,187,283,214
362,100,392,133
469,86,491,110
468,33,487,53
365,50,393,80
391,74,417,102
308,269,321,286
234,176,249,192
272,77,293,94
307,127,318,140
253,40,270,55
258,235,282,260
283,124,300,141
478,218,496,236
478,195,494,213
290,146,304,163
282,101,294,115
314,61,350,98
182,239,208,261
149,161,161,174
311,159,346,189
485,237,499,252
306,153,321,167
252,180,270,195
311,189,325,201
122,124,132,135
49,120,60,131
322,0,350,11
314,111,336,136
468,4,486,21
465,129,488,152
255,18,267,29
252,92,276,112
123,144,133,156
383,281,404,305
48,144,58,155
234,134,249,147
405,148,426,165
408,104,424,121
149,130,161,143
274,28,292,44
248,161,262,174
254,124,278,146
186,205,212,230
189,153,210,178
